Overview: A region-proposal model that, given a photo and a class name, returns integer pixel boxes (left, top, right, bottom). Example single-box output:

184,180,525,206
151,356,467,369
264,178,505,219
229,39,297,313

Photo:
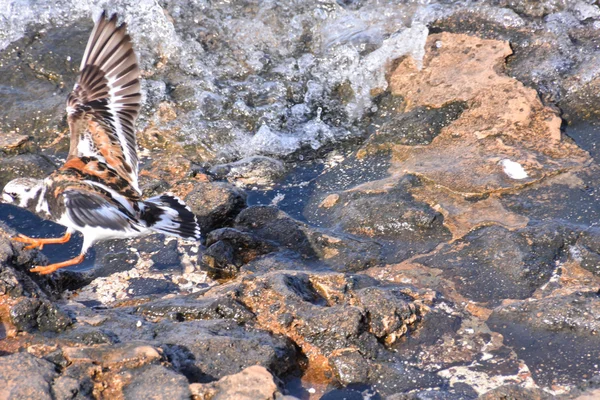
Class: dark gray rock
235,206,382,272
478,384,553,400
415,224,569,304
185,181,247,233
201,240,238,279
62,326,120,345
0,353,58,400
305,177,451,263
328,350,445,396
123,365,191,400
10,297,72,333
136,294,254,324
0,20,88,152
488,291,600,388
366,98,467,147
355,286,420,341
240,250,310,275
156,320,297,382
0,154,56,189
202,228,277,279
52,374,92,400
209,156,286,186
127,278,179,297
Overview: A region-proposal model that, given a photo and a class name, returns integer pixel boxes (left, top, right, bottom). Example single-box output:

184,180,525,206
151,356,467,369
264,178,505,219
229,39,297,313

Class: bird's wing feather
67,12,141,193
62,188,139,232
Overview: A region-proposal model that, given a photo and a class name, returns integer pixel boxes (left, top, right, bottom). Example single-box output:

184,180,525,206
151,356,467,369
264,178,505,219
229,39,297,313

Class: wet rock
328,349,445,396
488,291,600,388
52,372,94,400
0,352,58,400
185,181,247,233
0,153,56,188
123,364,191,400
0,131,29,154
156,320,297,381
201,240,238,279
10,297,72,333
478,385,553,400
305,177,451,262
127,278,180,297
62,326,119,345
366,98,467,148
202,228,277,279
388,32,589,239
355,286,421,344
136,293,254,324
0,20,87,149
189,365,280,400
85,238,139,278
209,156,286,186
227,269,435,388
415,224,570,304
240,250,310,275
235,206,381,271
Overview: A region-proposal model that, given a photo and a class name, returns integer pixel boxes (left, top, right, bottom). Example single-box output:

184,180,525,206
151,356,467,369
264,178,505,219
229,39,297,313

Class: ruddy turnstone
1,12,201,274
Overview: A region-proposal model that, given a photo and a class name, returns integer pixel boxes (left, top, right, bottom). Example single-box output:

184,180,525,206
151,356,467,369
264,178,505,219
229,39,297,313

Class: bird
1,12,201,274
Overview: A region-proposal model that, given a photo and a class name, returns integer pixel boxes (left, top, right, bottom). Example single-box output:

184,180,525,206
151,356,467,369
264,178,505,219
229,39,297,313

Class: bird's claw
11,234,44,250
29,265,58,275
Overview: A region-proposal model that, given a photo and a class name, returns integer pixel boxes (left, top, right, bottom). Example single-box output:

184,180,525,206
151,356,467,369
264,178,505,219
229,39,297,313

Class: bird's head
2,178,43,209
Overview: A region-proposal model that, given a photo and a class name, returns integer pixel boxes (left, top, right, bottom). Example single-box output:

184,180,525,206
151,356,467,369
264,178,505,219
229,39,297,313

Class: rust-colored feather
66,11,141,193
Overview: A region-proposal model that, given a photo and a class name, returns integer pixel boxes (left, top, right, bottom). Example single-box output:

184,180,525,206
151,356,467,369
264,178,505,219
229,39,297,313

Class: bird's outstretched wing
66,12,141,193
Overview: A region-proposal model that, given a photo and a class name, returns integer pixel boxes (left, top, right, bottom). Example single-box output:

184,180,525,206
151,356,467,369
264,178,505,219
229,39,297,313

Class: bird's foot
30,254,85,275
12,232,72,251
12,234,45,250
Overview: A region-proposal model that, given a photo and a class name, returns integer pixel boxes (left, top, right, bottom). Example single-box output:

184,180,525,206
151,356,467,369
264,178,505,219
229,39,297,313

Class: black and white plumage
1,12,201,274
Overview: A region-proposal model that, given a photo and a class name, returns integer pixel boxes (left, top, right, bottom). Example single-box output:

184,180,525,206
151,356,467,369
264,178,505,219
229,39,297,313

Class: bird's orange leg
12,232,72,250
30,254,85,275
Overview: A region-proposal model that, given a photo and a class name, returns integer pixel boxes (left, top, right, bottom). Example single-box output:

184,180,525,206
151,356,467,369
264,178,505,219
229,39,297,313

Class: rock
305,177,451,262
355,286,421,344
135,293,254,324
189,365,279,400
327,349,445,396
0,131,29,153
226,269,436,389
235,206,381,271
209,156,286,186
62,342,163,370
0,352,58,400
61,326,119,345
388,32,589,240
185,181,247,233
478,385,553,400
365,97,467,148
155,320,297,381
123,365,191,400
0,153,56,189
0,19,87,151
10,297,72,333
414,224,570,304
488,291,600,387
201,228,277,279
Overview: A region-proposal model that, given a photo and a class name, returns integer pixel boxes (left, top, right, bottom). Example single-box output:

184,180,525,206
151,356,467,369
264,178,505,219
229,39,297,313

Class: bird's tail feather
141,195,201,240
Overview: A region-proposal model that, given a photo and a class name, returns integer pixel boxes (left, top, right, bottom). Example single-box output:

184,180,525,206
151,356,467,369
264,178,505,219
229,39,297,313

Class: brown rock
62,343,162,370
385,32,590,239
186,181,247,233
189,365,279,400
0,131,29,151
319,193,340,208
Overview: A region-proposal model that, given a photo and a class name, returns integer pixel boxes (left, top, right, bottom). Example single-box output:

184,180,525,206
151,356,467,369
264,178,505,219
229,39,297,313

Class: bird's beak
2,193,12,203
